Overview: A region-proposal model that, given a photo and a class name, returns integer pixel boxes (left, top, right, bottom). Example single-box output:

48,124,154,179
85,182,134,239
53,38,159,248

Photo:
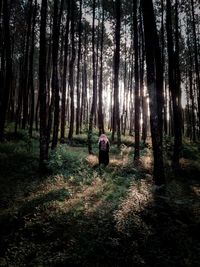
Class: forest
0,0,200,266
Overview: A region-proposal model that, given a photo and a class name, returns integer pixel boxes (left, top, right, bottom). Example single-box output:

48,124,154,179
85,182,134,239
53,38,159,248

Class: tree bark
52,0,64,149
98,0,105,135
166,0,182,168
22,0,33,129
112,0,121,147
133,0,140,160
88,0,97,153
173,0,182,166
61,0,70,141
29,0,37,137
191,0,200,134
39,0,48,169
76,0,83,135
68,0,76,141
80,24,88,132
0,0,12,141
141,0,165,185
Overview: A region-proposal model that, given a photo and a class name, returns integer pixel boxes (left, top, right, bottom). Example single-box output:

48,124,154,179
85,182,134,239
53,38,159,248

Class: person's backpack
100,140,107,151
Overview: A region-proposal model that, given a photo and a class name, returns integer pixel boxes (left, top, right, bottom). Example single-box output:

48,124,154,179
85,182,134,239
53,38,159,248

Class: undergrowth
0,129,200,266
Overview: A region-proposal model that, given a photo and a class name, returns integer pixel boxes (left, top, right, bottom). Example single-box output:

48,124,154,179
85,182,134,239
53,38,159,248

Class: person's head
99,134,109,143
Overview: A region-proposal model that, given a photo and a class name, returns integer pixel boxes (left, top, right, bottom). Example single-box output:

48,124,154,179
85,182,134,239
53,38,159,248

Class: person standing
98,134,110,166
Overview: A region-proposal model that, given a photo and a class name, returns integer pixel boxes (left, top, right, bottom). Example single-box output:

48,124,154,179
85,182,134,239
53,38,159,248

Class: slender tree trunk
122,22,127,136
169,94,173,136
139,7,147,144
0,0,4,115
94,8,100,128
52,0,64,149
68,0,76,141
166,0,182,168
80,28,88,131
173,0,182,166
129,50,134,136
0,0,12,141
88,0,97,153
29,0,37,137
189,70,196,142
161,0,168,136
22,0,33,129
15,57,24,133
191,0,200,134
76,0,82,135
35,83,39,132
141,0,165,185
112,0,121,147
133,0,140,160
61,0,70,141
163,82,168,135
46,28,52,117
39,0,48,169
8,62,16,122
98,0,105,135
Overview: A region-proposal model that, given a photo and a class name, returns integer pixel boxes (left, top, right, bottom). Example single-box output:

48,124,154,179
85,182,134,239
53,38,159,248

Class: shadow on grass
3,175,199,267
1,140,200,266
141,187,200,267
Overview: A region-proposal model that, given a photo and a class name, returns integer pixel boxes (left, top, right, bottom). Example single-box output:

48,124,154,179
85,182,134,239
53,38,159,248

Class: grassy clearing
0,131,200,266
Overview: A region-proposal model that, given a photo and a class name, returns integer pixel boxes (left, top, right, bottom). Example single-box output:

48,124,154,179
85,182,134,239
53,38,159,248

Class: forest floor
0,130,200,267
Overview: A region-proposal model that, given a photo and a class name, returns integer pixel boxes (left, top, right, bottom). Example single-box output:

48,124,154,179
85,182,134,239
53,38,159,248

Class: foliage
47,144,83,173
0,133,200,266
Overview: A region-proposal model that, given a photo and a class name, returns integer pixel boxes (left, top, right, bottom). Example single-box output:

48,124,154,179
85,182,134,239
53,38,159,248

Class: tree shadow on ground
2,168,200,267
1,144,200,266
0,144,44,208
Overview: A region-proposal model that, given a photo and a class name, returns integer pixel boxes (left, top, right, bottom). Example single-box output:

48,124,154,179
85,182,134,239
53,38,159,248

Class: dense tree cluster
0,0,200,184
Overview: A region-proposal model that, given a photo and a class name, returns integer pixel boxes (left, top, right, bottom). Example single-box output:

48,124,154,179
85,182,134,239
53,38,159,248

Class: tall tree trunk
15,56,24,133
139,7,147,144
46,27,52,117
52,0,64,149
188,40,196,142
98,0,105,135
88,0,97,153
129,50,134,136
95,8,100,128
161,0,168,136
166,0,182,168
8,59,16,122
122,22,127,136
68,0,76,141
22,0,33,129
191,0,200,134
173,0,182,166
76,0,83,135
80,27,88,131
133,0,140,160
29,0,37,137
39,0,48,169
35,87,39,132
61,0,70,141
189,70,196,142
185,70,191,139
112,0,121,147
141,0,165,185
0,0,12,141
0,0,4,116
163,82,168,135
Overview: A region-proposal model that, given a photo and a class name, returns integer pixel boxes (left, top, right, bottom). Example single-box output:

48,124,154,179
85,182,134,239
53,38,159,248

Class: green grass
0,130,200,266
